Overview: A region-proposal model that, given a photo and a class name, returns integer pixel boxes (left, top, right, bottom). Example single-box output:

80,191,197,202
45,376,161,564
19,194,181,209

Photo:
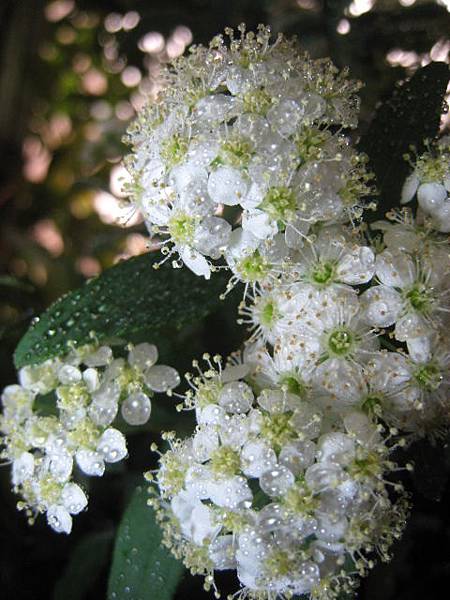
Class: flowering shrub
1,24,449,600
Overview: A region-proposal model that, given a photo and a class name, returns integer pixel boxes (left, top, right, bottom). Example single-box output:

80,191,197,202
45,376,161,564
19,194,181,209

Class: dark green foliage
358,61,450,221
14,253,228,368
107,485,184,600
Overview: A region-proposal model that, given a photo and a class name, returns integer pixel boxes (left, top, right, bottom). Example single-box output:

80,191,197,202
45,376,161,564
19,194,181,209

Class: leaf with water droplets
53,530,113,600
14,253,228,368
108,485,184,600
358,61,450,221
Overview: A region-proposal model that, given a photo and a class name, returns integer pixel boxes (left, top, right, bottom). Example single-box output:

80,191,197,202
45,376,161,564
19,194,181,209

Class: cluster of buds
1,342,179,533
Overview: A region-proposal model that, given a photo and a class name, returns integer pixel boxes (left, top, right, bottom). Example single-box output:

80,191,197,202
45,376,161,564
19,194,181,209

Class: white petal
128,343,158,370
61,483,88,514
360,285,403,327
376,250,415,288
417,182,447,214
76,448,105,476
207,166,248,206
192,428,219,462
144,364,180,392
336,246,375,284
241,440,277,477
47,505,72,534
406,336,432,363
242,210,278,240
208,475,252,509
316,433,355,465
259,465,295,497
97,428,127,463
218,381,253,414
12,452,35,486
179,246,211,279
209,535,236,570
395,311,428,341
401,173,420,204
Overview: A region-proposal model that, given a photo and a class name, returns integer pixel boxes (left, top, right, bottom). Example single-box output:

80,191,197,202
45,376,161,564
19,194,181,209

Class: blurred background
1,1,450,599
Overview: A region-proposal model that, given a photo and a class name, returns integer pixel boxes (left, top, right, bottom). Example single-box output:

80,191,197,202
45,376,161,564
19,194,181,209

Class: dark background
1,1,450,599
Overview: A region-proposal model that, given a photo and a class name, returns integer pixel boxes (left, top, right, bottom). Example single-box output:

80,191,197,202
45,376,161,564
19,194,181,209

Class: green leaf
358,62,450,221
107,484,184,600
14,253,228,368
53,530,113,600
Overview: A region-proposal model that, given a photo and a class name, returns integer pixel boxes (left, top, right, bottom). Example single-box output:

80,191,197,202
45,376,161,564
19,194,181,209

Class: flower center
311,261,335,285
259,299,278,327
265,549,293,578
159,133,189,168
210,445,241,477
348,451,382,480
405,284,433,313
168,213,196,244
258,186,297,221
283,481,318,516
237,251,270,282
160,451,186,496
327,327,354,357
221,137,254,168
243,89,272,115
261,412,295,449
280,375,307,398
294,126,330,162
361,394,383,416
414,363,442,391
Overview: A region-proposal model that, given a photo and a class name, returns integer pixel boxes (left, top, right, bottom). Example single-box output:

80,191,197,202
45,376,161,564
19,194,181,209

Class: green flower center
159,133,188,168
261,412,295,449
260,299,278,327
265,549,293,578
283,482,318,516
414,363,442,391
405,284,433,313
210,446,241,477
243,89,272,115
294,126,330,162
361,394,383,416
237,251,270,282
259,186,297,221
168,213,196,244
348,451,382,480
280,375,307,398
220,137,254,168
327,327,354,357
311,261,335,285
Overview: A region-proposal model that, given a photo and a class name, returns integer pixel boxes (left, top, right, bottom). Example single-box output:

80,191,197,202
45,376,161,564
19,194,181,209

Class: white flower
401,140,450,232
361,248,449,342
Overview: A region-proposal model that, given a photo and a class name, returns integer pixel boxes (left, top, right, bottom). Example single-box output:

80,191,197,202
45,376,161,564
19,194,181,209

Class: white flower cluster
127,24,450,600
124,25,372,281
241,219,450,434
401,137,450,232
150,213,449,598
149,357,409,600
0,342,179,534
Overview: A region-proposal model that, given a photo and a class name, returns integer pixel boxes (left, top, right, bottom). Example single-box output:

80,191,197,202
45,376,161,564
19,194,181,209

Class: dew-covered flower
401,138,450,232
0,342,179,533
360,247,450,346
149,355,409,600
124,25,372,281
